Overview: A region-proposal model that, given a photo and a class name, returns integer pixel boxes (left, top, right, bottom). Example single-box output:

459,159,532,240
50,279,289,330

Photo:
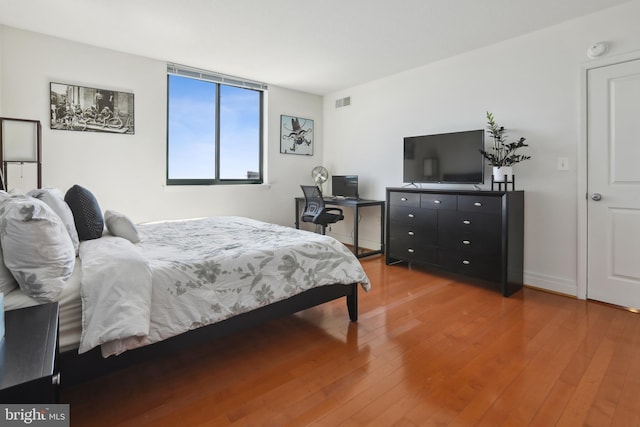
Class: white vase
492,166,513,182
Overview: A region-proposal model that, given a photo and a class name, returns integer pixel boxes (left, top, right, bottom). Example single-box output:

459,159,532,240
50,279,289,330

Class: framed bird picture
280,115,313,155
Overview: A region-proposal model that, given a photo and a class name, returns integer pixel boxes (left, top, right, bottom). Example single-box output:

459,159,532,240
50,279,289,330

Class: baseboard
327,231,378,253
523,271,577,297
322,236,579,299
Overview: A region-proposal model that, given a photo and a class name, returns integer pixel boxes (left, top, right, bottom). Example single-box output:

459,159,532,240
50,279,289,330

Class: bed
1,187,370,386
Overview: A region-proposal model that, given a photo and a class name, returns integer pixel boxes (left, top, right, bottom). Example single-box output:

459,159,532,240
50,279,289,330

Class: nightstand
0,302,59,403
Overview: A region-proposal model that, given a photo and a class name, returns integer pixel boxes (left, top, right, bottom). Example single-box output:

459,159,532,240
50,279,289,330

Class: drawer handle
408,248,415,253
463,220,471,225
408,213,415,218
433,200,441,204
408,231,415,236
474,202,482,207
52,372,61,385
401,197,408,201
462,240,471,245
462,260,471,265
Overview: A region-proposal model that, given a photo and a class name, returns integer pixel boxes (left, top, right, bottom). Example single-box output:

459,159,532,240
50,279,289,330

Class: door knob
591,193,602,201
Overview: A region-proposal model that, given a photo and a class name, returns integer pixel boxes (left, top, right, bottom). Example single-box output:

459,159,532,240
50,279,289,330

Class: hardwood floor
62,256,640,426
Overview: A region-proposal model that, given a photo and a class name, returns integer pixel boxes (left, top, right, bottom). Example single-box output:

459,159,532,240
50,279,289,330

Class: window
167,65,266,185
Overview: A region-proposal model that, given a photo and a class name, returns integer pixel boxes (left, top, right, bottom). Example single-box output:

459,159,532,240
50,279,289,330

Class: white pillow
0,195,75,302
0,242,17,295
0,192,18,294
104,210,140,243
28,187,80,255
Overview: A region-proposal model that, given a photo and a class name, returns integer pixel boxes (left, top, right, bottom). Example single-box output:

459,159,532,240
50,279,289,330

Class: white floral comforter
79,216,370,357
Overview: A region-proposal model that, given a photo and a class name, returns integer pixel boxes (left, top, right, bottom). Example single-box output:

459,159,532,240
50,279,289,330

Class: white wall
0,26,323,227
323,1,640,296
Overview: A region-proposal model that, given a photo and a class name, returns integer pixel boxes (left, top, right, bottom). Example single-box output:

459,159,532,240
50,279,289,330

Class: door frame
577,50,640,300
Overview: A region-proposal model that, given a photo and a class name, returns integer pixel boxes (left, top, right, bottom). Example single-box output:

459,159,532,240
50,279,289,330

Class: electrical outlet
557,157,569,171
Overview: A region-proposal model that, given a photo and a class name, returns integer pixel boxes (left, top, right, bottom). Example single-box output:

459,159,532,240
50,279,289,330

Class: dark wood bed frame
59,283,358,387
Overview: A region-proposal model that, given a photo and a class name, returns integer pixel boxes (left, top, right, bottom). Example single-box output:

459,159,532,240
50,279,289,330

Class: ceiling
0,0,632,95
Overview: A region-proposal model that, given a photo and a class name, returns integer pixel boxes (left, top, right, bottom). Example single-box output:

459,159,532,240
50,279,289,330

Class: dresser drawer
389,192,420,207
389,205,437,226
438,232,501,255
420,194,457,210
457,195,502,213
438,251,502,282
388,243,437,265
439,211,501,237
389,223,437,246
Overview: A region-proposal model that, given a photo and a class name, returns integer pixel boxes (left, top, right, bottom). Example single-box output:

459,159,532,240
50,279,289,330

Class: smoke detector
587,42,608,59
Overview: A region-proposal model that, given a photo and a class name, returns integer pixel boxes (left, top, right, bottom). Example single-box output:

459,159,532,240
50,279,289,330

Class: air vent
335,96,351,108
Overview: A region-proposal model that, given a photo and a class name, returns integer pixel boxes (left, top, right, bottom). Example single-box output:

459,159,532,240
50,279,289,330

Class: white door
587,59,640,309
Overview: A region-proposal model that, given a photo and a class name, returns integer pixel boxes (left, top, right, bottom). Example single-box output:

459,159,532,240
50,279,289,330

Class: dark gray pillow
64,185,104,241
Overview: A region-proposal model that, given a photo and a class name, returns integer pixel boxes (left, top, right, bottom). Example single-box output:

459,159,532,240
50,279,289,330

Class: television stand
385,187,524,296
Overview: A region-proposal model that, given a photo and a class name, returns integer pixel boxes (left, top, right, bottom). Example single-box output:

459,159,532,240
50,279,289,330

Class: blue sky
168,75,260,180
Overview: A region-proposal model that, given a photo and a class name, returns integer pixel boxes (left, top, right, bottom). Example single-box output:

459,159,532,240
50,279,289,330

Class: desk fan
311,166,329,194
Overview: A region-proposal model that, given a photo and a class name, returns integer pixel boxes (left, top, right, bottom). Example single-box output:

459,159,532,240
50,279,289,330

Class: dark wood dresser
386,188,524,296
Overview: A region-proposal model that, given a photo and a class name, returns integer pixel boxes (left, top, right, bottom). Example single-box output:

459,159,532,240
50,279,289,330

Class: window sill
162,183,271,192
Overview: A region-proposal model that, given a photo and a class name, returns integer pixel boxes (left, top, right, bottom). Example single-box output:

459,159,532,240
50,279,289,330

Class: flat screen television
332,175,359,199
403,129,485,184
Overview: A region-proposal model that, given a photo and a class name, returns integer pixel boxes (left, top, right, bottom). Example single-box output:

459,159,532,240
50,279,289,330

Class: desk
295,197,385,258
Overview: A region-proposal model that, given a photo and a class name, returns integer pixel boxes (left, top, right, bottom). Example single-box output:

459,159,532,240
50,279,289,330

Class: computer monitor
332,175,359,199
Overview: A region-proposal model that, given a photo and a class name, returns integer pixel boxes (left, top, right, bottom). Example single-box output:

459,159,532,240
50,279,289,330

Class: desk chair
300,185,344,235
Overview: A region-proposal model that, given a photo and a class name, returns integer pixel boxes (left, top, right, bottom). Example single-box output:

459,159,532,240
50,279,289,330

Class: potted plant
480,112,530,182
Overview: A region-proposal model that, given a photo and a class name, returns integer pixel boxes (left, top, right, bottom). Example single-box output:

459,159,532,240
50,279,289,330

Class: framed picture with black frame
280,115,313,155
50,82,134,134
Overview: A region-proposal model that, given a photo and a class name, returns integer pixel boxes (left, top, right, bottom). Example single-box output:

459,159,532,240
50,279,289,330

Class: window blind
167,63,268,91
